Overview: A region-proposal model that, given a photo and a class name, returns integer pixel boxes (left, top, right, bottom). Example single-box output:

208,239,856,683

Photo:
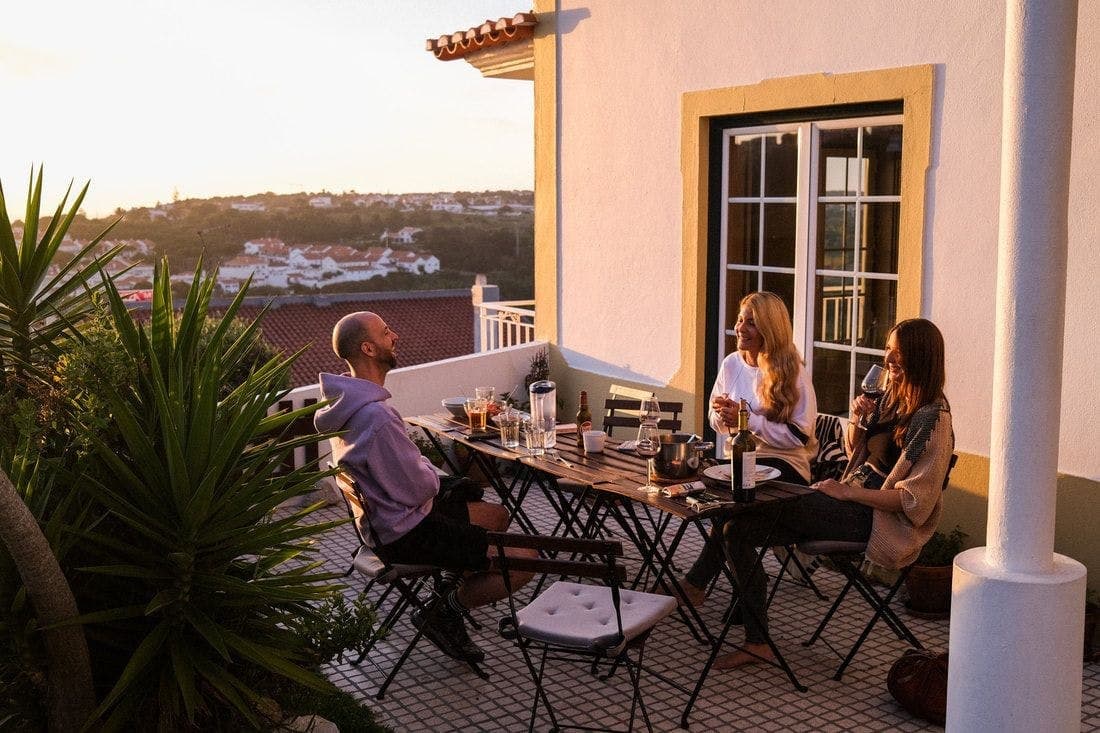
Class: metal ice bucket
652,434,714,480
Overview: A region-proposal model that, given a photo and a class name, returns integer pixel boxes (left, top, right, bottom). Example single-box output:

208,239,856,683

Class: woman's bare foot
713,642,776,670
652,577,706,608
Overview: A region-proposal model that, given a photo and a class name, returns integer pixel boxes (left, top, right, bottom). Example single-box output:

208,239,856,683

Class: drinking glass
475,386,495,402
497,407,521,448
640,394,662,425
860,364,886,398
636,422,661,494
464,397,488,432
523,419,546,456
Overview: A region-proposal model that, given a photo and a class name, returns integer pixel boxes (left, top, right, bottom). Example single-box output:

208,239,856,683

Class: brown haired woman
715,318,955,670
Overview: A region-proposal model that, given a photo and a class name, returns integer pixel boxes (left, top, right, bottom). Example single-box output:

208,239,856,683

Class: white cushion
352,546,433,582
515,581,676,652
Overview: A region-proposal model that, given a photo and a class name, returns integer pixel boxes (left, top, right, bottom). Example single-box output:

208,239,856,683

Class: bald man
315,311,531,664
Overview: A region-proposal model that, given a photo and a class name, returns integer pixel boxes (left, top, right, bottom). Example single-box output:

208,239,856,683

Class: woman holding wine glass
664,291,818,607
714,317,955,670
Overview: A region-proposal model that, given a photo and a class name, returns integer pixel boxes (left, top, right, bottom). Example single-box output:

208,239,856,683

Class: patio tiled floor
312,488,1100,732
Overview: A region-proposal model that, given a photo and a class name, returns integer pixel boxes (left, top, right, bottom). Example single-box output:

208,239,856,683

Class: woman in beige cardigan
715,318,955,670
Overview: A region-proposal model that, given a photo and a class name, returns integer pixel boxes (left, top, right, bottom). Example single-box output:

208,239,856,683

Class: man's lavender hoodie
314,372,439,546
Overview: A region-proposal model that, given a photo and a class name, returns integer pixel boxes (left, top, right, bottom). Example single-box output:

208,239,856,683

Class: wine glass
636,423,661,494
639,393,662,425
860,364,886,399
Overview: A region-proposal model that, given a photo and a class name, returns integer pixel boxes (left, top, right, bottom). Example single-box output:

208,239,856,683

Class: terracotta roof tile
131,291,474,388
222,255,267,267
426,12,537,61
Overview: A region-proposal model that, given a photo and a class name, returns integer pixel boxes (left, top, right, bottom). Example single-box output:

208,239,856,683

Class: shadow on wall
547,345,700,440
548,5,591,35
938,452,1099,583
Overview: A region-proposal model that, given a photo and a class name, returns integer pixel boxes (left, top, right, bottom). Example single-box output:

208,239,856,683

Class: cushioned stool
517,581,676,652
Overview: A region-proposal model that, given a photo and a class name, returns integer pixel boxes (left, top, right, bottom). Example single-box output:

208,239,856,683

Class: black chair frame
799,453,958,680
490,532,668,733
333,470,488,698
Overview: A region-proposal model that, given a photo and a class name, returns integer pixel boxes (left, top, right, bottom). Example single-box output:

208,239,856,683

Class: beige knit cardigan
843,400,955,570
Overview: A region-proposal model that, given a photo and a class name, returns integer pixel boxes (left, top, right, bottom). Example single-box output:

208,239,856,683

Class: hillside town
154,190,535,219
217,237,439,292
28,232,441,295
16,188,534,303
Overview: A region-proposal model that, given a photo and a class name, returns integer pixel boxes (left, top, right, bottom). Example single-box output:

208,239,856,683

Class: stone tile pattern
312,490,1100,732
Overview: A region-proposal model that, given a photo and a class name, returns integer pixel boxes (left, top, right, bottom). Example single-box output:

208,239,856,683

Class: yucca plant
73,261,345,729
0,168,122,731
0,168,121,383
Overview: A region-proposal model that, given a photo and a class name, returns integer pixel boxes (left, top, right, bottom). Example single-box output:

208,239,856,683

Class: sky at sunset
1,1,534,218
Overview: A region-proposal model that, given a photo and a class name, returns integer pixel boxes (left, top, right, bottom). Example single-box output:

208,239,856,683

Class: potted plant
904,525,967,618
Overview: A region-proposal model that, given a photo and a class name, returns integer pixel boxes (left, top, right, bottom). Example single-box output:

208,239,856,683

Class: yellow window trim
676,65,934,430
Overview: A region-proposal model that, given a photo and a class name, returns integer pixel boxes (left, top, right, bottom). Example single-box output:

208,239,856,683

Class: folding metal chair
595,388,683,574
333,471,488,698
799,453,958,680
489,532,678,733
601,383,684,436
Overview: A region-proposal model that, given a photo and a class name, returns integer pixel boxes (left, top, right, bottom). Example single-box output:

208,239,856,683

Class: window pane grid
728,265,796,274
816,269,898,280
718,116,900,414
809,122,900,408
818,195,900,204
722,126,801,343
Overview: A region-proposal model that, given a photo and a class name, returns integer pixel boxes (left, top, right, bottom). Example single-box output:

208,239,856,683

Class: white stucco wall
552,1,1098,478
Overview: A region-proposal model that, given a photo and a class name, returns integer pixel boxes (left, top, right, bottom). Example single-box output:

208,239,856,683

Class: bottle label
579,420,592,433
742,450,756,489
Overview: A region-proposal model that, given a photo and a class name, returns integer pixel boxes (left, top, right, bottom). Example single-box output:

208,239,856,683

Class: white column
471,274,500,353
947,2,1085,731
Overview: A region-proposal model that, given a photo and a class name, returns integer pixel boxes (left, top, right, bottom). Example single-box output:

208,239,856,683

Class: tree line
48,194,534,299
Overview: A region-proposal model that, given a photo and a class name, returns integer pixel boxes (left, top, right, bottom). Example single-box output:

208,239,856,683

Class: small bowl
442,397,467,420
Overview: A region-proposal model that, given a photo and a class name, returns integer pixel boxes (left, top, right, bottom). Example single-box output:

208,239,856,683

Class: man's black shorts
375,495,490,572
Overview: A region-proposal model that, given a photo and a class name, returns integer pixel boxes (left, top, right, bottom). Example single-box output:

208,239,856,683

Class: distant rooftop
426,12,537,80
243,291,474,387
130,290,475,388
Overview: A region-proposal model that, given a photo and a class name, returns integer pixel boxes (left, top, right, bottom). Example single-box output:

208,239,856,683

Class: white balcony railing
476,299,535,352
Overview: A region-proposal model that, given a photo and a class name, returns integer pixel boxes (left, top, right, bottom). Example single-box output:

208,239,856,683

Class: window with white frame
715,115,904,416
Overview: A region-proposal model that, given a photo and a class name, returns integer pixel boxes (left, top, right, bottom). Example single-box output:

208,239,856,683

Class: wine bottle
575,390,592,448
730,399,757,502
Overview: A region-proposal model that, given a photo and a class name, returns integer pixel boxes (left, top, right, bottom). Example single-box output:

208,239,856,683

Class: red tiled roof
222,255,266,267
426,12,537,61
238,293,474,387
325,246,367,262
127,291,475,388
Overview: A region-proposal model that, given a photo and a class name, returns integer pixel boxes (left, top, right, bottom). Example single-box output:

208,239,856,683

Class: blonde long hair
739,292,802,424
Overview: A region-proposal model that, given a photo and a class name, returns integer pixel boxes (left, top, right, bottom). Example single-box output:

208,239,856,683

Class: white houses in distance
218,238,440,293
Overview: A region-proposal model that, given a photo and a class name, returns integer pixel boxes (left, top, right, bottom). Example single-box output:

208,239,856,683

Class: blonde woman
671,292,817,606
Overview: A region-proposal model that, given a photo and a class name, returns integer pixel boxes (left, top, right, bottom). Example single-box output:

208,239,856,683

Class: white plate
702,464,782,482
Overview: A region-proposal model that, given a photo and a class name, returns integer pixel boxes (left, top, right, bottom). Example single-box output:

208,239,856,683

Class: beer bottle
576,390,592,448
